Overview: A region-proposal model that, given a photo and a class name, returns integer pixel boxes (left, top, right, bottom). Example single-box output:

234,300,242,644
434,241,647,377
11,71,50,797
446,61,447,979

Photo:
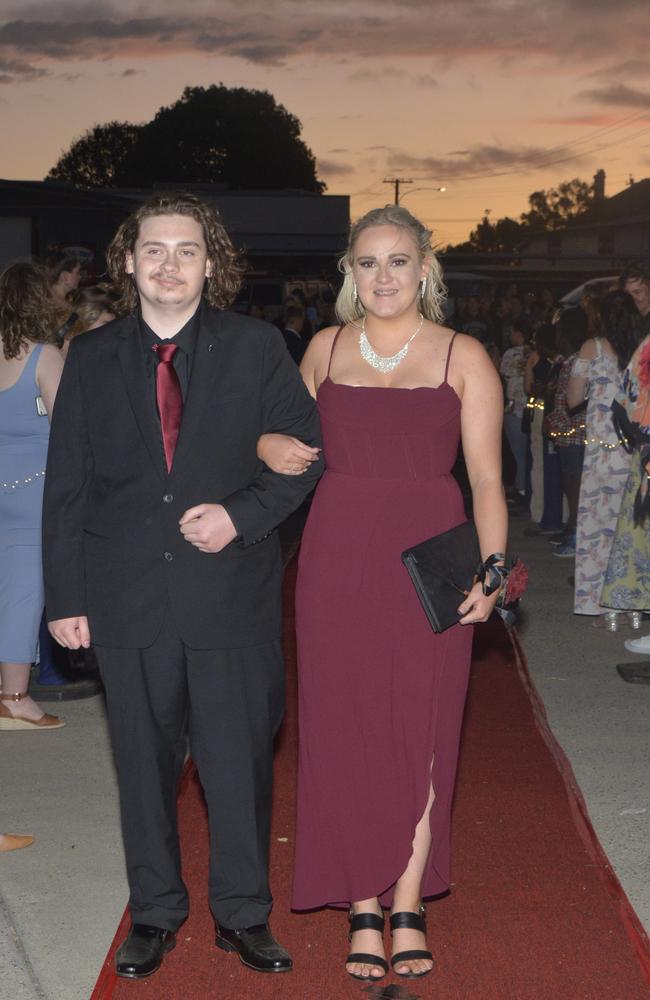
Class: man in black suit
43,193,322,978
281,304,307,365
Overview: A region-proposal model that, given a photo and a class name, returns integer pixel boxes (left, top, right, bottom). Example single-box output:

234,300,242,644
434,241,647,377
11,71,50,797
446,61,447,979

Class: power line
383,177,412,203
413,121,650,185
342,105,650,198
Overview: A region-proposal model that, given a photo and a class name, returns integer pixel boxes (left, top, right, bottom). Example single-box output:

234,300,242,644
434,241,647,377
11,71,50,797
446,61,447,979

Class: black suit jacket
43,305,323,649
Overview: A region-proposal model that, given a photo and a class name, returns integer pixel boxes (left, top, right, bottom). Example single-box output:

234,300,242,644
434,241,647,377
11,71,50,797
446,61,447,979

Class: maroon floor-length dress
293,334,474,910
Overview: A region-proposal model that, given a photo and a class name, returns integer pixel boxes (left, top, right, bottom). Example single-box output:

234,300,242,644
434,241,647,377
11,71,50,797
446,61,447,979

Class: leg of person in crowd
540,438,563,533
503,412,529,511
553,445,584,556
0,661,64,729
37,611,70,686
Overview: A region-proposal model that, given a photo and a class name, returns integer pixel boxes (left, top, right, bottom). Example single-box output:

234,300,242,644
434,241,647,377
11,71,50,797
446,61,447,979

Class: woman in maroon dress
258,205,507,981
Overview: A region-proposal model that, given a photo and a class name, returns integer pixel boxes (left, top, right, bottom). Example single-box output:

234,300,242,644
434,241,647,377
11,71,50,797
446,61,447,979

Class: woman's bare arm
524,350,539,395
566,338,596,410
454,336,508,624
35,344,65,422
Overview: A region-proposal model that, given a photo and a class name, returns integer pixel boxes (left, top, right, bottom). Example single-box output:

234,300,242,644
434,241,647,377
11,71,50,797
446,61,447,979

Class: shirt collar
139,301,203,357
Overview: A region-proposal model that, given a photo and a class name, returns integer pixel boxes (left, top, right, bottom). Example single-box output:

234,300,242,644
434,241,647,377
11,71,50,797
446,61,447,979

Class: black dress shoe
215,923,293,973
115,923,176,979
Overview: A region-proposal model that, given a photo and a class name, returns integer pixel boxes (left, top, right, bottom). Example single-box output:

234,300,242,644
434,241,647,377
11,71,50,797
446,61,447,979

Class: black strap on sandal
389,909,434,977
346,911,389,979
346,952,390,974
349,912,384,937
389,910,426,933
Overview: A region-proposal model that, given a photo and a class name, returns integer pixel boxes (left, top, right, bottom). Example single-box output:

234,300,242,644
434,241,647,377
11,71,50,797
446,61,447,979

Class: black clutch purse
401,520,480,633
611,398,639,454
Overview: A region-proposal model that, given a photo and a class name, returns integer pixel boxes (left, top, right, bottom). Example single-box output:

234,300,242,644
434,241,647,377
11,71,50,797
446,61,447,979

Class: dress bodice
316,376,461,481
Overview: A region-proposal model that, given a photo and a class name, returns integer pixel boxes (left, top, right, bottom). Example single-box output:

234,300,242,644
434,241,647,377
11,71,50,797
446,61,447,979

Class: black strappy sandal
345,910,389,981
389,904,434,979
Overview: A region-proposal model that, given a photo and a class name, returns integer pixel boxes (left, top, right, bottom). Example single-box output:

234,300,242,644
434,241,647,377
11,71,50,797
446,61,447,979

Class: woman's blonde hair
335,205,447,325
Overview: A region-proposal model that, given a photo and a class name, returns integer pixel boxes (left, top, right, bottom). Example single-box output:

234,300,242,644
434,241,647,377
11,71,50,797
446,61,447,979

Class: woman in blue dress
0,260,65,730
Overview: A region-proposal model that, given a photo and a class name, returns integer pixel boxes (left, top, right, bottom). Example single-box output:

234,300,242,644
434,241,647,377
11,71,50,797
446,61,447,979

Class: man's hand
179,504,238,553
49,616,91,649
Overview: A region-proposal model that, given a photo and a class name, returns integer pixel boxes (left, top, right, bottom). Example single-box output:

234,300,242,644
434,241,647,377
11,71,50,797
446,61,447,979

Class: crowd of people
0,193,647,992
464,263,650,654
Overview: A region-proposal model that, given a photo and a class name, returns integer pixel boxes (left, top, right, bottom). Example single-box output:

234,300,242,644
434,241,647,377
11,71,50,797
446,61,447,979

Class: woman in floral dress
568,292,643,626
601,312,650,646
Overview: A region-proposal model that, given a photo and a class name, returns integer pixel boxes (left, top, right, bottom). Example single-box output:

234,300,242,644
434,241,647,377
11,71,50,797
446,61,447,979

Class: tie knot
154,342,178,364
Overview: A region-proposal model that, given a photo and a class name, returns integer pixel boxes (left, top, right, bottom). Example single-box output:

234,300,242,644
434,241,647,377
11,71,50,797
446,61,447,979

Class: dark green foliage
46,85,325,193
47,122,140,187
449,178,597,253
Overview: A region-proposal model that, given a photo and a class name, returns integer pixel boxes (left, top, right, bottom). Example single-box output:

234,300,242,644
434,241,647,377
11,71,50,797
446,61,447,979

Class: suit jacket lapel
117,316,166,481
170,310,226,478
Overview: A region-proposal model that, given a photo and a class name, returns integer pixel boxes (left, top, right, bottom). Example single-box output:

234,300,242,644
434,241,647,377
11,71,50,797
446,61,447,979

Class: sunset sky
0,0,649,246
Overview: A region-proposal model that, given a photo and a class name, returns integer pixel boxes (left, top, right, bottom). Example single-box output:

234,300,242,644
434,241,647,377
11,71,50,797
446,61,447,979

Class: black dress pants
94,615,284,932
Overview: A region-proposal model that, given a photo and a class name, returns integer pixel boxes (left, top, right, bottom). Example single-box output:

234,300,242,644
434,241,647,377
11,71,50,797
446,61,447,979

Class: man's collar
139,301,203,353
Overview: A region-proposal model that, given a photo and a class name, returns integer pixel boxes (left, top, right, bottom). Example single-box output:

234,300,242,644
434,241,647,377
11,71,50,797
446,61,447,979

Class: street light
399,186,446,202
383,178,447,204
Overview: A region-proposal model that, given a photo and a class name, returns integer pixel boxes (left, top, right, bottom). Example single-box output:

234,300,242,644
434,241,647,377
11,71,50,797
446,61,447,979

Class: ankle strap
1,692,27,702
389,907,426,932
348,911,385,934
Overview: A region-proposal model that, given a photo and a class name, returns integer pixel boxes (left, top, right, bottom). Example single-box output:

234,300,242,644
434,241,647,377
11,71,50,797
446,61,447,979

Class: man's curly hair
106,192,245,315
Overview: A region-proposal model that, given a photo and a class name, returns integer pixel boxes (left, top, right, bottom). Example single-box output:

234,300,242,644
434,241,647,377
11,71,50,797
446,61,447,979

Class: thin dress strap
326,324,346,378
443,332,457,384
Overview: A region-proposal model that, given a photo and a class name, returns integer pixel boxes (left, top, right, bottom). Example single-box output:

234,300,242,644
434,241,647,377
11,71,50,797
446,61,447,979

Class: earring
353,281,359,306
420,277,427,299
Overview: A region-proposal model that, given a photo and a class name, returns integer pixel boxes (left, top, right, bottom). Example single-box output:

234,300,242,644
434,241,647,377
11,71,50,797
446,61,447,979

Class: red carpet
92,562,650,1000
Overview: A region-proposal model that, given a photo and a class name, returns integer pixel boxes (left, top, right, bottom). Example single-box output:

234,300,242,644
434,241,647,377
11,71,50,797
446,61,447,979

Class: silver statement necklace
359,313,424,374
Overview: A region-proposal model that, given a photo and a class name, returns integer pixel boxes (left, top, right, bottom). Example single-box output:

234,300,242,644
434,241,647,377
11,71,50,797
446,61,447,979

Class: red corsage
495,557,528,627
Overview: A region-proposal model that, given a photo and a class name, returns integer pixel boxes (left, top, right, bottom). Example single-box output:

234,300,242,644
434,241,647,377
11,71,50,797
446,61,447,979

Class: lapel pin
208,343,214,352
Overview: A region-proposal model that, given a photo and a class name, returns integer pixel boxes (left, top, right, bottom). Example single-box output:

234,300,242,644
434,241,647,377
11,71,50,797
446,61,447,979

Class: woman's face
352,225,426,321
65,263,82,292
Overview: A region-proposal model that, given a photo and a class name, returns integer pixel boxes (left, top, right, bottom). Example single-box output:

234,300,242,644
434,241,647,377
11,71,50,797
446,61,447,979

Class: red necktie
153,343,183,473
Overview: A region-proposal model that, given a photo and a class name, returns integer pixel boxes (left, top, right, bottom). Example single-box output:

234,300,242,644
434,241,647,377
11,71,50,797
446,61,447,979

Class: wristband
478,552,509,596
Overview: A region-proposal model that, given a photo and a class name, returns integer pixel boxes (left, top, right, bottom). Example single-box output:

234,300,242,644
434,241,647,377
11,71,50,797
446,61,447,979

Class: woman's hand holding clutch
456,580,501,625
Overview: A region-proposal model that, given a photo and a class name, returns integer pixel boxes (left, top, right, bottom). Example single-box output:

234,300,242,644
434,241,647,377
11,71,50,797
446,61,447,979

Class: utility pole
383,177,412,205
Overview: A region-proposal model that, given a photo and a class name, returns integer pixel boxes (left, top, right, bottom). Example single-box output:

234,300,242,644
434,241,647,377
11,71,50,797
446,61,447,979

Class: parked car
558,276,618,309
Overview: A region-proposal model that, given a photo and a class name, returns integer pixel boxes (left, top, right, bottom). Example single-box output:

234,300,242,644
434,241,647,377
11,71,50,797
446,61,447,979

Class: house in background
0,179,349,285
517,173,650,280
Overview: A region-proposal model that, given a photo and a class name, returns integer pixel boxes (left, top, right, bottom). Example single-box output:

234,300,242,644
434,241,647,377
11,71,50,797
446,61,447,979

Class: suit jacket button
164,551,173,561
163,494,174,503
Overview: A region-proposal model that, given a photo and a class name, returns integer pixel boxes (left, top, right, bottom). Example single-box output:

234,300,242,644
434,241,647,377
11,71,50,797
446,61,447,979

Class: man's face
624,278,650,317
126,214,212,314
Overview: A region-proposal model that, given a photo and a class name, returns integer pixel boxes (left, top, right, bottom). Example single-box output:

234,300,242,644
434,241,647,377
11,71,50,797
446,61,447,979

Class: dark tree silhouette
47,122,139,187
448,178,596,253
520,178,595,231
46,85,325,193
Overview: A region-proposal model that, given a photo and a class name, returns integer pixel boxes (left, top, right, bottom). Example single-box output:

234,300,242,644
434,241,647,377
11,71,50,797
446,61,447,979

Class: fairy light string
525,396,624,450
